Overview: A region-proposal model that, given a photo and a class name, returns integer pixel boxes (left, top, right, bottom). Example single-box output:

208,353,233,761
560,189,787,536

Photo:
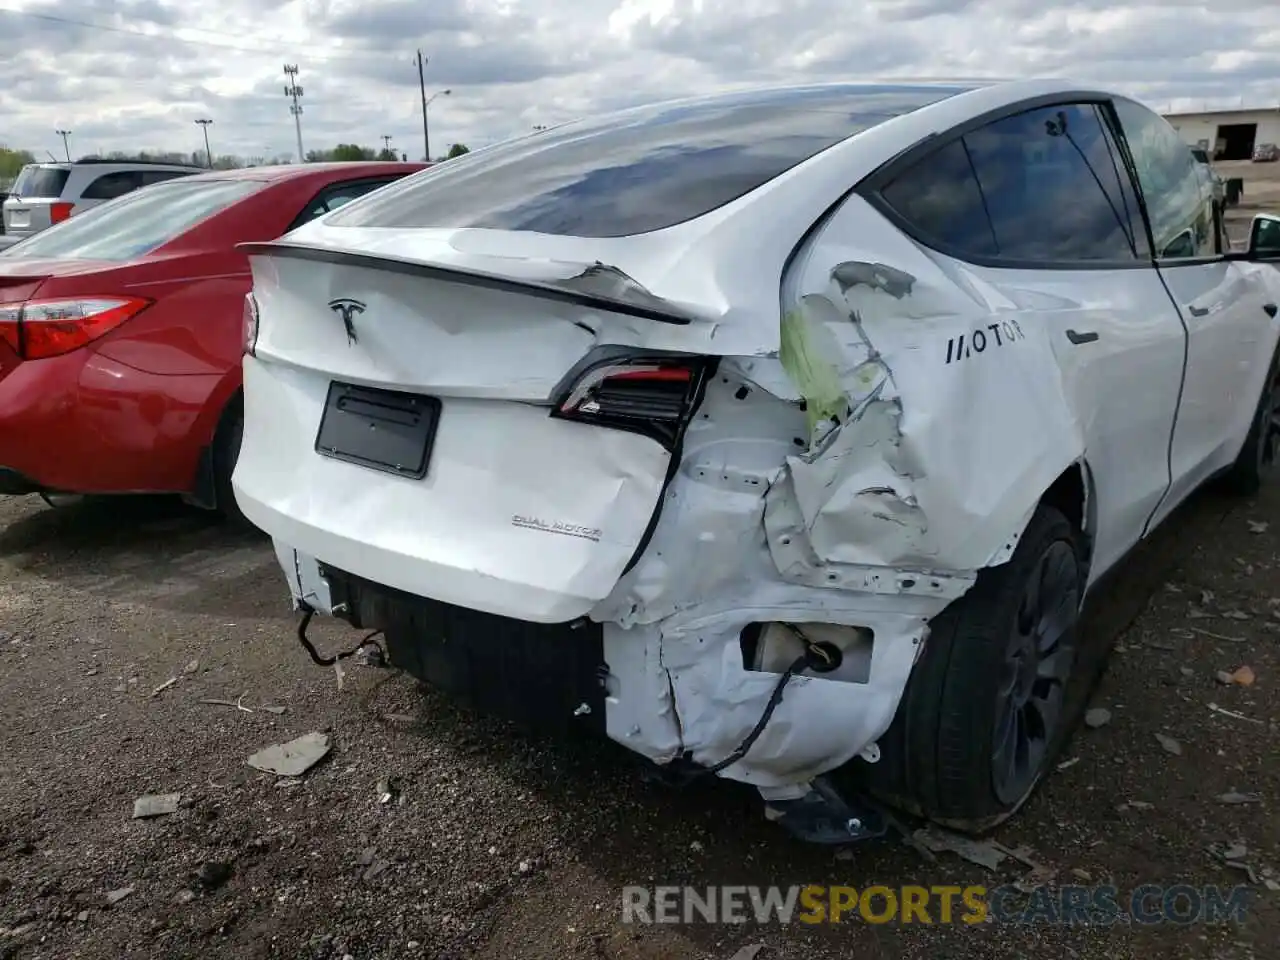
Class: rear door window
12,165,71,198
80,171,145,201
961,103,1146,261
0,178,265,261
291,177,401,230
877,101,1148,263
327,84,974,238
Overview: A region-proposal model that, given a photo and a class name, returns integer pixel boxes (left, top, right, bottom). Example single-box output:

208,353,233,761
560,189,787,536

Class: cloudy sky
2,0,1279,162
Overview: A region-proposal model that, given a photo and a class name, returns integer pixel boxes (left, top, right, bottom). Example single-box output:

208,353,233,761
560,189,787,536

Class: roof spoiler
237,241,700,326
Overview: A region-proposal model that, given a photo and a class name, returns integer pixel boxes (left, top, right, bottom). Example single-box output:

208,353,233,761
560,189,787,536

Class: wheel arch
987,457,1096,578
184,370,244,510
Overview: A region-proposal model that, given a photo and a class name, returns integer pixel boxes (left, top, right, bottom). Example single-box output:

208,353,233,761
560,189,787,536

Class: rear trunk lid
233,240,717,623
1,198,57,240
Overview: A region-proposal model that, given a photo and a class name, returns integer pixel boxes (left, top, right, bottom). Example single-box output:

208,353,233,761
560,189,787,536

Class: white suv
232,79,1280,844
0,159,205,249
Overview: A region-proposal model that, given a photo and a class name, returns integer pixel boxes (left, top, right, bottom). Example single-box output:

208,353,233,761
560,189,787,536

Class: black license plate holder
315,381,441,480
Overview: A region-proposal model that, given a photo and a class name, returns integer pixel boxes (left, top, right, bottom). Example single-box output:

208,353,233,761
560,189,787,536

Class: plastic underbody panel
322,563,608,736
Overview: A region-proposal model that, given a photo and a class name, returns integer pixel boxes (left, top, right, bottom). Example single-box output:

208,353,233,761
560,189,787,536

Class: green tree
330,143,377,161
0,146,36,181
445,143,470,159
376,148,398,161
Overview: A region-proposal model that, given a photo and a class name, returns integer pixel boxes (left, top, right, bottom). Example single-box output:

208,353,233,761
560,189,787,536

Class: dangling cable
295,609,384,667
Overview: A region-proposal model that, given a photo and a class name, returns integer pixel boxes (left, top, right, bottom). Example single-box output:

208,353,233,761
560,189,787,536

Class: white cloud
2,0,1279,161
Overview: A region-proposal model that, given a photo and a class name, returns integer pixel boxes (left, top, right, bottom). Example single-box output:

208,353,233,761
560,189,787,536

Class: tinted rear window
0,179,264,261
12,165,71,199
329,84,972,238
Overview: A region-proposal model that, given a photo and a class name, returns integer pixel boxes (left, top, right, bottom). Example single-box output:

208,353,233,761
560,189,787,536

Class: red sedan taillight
0,296,152,360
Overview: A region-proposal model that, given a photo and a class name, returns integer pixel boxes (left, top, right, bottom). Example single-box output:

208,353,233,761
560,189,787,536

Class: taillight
0,304,19,353
553,356,708,447
243,292,259,357
49,202,74,223
0,296,152,360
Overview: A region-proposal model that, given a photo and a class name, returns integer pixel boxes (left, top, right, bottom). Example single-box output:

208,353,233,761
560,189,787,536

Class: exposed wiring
700,623,829,777
295,609,385,667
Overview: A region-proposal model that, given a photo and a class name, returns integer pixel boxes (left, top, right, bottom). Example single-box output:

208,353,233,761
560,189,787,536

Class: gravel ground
0,481,1276,960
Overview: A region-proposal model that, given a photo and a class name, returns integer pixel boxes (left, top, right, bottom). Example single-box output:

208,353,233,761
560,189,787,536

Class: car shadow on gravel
0,493,283,620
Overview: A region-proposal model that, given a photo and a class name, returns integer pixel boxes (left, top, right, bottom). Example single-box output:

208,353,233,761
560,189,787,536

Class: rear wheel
212,397,246,525
864,504,1083,831
1220,348,1280,496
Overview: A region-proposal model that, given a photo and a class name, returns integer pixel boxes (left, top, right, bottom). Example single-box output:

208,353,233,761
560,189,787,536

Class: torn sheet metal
765,205,1083,583
589,198,1087,790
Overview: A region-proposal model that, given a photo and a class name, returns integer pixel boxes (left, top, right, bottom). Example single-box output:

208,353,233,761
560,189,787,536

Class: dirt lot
0,471,1277,960
3,163,1280,960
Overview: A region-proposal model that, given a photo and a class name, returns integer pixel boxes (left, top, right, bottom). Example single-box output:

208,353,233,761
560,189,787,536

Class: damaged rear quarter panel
765,195,1086,585
590,196,1090,788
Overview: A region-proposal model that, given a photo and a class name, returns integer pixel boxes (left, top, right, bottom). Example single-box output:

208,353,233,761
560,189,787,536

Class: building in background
1164,107,1280,161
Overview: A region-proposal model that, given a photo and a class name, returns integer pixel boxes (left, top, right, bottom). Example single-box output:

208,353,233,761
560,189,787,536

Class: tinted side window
81,171,144,200
961,103,1141,261
1111,97,1215,260
879,139,997,256
294,178,397,228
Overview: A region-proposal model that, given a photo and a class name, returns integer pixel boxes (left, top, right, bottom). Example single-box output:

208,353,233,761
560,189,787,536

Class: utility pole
381,134,393,156
283,64,305,163
55,129,71,161
194,119,214,168
416,49,430,161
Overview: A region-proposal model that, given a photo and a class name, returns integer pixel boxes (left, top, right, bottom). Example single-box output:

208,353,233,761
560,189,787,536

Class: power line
0,6,384,62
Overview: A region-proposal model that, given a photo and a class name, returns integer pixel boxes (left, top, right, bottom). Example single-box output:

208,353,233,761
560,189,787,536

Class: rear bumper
316,559,609,734
271,540,939,790
0,349,215,494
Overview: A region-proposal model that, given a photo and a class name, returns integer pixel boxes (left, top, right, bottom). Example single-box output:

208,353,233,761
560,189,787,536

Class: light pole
381,134,393,157
423,89,451,160
55,129,72,161
194,119,214,168
283,65,305,163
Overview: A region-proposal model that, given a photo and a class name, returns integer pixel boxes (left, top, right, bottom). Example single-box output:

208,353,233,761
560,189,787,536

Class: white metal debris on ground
246,732,331,777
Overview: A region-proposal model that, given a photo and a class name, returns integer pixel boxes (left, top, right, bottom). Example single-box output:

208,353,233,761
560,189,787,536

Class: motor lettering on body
944,319,1026,364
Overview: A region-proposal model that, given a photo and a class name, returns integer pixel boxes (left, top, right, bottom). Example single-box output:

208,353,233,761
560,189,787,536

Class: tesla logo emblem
327,298,366,345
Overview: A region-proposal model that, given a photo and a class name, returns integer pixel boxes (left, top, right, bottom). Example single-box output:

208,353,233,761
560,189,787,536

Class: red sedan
0,161,425,514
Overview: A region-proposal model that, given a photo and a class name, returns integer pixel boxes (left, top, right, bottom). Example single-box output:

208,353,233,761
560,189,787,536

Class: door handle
1188,305,1210,317
1265,303,1278,318
1065,329,1099,345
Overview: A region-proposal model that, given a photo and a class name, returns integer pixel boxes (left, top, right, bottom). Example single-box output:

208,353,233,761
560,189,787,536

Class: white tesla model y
232,78,1280,843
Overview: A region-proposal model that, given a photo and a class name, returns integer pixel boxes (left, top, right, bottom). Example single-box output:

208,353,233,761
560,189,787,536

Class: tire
212,396,247,525
1219,347,1280,496
863,504,1084,832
